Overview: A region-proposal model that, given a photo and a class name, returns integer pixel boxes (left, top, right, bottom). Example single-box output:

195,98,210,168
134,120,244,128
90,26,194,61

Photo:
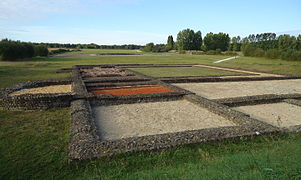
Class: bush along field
0,39,49,61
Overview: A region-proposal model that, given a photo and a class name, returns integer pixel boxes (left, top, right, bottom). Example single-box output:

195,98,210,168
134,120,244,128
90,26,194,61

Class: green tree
176,29,202,51
296,34,301,50
193,31,202,50
142,43,154,52
203,32,230,51
278,34,297,51
166,35,174,50
0,39,35,60
230,36,241,51
34,45,49,56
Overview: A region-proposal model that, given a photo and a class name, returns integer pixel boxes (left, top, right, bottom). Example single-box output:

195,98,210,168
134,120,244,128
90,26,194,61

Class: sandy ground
9,85,71,96
93,100,236,140
234,103,301,128
174,79,301,99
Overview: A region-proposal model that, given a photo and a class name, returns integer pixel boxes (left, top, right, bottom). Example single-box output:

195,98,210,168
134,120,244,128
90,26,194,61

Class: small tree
34,45,49,56
166,35,174,51
141,43,154,52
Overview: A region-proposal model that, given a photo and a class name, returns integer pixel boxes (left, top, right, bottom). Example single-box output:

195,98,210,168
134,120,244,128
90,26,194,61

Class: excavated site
1,64,301,160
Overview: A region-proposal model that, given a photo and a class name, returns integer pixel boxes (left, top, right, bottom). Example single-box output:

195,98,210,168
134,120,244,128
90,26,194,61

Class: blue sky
1,0,300,45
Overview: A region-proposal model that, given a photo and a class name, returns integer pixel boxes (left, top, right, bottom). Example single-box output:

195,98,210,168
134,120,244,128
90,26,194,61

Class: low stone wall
90,92,186,106
0,79,72,96
283,99,301,107
0,94,74,110
72,67,89,98
160,76,301,83
68,64,287,161
0,79,73,110
68,94,281,161
69,99,100,160
215,94,301,107
3,64,299,160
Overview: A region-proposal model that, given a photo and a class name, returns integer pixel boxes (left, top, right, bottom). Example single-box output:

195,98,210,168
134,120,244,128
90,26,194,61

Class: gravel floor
9,85,71,96
234,103,301,128
174,79,301,99
93,100,236,140
81,67,132,77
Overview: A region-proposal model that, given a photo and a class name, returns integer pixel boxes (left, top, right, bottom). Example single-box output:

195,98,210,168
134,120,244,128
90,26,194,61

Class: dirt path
213,56,240,63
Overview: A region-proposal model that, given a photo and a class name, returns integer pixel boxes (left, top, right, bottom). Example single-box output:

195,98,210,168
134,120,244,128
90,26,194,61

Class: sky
0,0,300,45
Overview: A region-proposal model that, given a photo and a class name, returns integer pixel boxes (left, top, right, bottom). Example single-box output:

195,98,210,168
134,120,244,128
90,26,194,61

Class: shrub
253,48,265,57
34,45,49,57
49,48,70,55
265,49,281,59
281,50,293,60
242,44,256,56
191,51,205,55
290,51,301,61
178,50,186,54
223,51,238,56
141,43,154,52
205,50,222,55
141,43,167,53
281,50,301,61
0,39,35,61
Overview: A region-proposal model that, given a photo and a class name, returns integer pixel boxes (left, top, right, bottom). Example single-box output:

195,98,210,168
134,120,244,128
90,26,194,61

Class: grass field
1,51,301,179
128,67,241,77
65,49,143,54
1,54,300,89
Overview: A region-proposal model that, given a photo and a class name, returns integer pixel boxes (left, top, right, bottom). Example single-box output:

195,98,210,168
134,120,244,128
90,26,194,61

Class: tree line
241,33,301,61
0,39,48,61
2,29,301,61
143,29,231,53
143,29,301,61
37,43,142,50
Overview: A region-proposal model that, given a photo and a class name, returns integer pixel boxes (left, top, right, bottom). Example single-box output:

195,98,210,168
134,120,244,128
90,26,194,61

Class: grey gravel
93,100,236,140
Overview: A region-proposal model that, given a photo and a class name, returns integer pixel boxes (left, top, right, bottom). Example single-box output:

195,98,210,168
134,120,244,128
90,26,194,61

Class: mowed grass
1,108,301,179
208,56,301,76
0,55,226,89
128,67,241,77
0,62,71,89
66,48,142,54
1,54,300,89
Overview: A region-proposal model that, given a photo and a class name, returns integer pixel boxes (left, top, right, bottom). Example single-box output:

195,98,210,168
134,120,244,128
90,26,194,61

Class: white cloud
0,0,141,20
0,0,81,20
0,0,159,44
0,26,166,45
276,29,301,36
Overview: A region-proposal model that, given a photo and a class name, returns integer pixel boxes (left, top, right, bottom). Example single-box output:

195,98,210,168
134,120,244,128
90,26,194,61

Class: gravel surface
9,85,71,96
174,79,301,99
81,67,132,77
93,100,236,140
234,103,301,128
